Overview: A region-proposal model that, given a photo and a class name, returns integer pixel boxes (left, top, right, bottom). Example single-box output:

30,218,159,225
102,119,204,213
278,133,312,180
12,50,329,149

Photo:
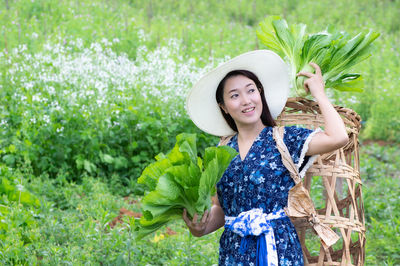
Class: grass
1,172,223,265
0,142,397,264
360,142,400,264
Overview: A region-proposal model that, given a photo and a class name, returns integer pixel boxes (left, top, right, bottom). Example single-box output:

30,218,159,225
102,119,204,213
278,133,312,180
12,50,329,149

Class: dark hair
215,70,276,132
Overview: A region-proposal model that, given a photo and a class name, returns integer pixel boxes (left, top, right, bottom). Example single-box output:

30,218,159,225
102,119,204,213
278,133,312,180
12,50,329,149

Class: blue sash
225,208,286,266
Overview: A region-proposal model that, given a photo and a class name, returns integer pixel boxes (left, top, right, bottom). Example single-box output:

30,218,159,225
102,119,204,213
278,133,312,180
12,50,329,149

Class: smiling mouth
242,107,255,113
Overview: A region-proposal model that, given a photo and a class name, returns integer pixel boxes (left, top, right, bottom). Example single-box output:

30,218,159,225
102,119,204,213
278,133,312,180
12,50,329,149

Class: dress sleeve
283,126,323,178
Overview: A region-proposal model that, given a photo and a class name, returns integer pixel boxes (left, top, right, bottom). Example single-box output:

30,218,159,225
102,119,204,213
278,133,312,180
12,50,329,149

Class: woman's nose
240,94,251,105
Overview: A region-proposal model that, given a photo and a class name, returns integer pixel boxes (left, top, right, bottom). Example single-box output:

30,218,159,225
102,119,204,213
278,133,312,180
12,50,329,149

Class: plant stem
127,227,132,264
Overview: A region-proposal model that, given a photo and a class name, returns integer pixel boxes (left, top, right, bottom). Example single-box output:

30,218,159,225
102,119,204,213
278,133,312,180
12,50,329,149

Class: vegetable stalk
256,16,379,96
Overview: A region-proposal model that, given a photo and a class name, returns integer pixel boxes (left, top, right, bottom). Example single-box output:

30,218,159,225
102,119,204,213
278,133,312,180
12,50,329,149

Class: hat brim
186,50,289,137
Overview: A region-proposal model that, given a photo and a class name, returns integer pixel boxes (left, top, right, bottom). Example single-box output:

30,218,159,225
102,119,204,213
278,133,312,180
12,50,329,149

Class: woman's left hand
297,63,349,156
297,63,326,100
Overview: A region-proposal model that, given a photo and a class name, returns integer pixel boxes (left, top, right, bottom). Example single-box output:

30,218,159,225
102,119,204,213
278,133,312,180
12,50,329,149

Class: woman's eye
230,94,239,99
249,88,256,93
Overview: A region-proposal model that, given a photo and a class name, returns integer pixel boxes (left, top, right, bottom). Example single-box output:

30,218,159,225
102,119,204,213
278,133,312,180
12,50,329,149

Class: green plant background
0,0,399,265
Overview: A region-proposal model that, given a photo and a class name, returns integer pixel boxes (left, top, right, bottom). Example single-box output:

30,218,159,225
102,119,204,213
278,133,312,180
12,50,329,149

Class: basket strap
272,126,301,185
273,126,340,249
218,134,235,147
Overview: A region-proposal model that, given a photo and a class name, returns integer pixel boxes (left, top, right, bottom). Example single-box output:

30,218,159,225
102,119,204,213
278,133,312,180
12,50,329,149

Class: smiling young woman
184,50,348,265
217,73,267,162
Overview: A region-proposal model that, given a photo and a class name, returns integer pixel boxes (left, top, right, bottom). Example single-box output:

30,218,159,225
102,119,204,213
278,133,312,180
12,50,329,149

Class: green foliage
0,178,39,208
0,173,223,264
0,165,41,264
257,16,380,96
0,0,398,188
0,143,396,264
137,133,237,239
360,143,400,264
0,0,398,263
0,36,217,187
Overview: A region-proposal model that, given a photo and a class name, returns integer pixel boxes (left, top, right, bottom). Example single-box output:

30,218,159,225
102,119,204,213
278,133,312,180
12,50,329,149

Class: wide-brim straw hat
186,50,290,137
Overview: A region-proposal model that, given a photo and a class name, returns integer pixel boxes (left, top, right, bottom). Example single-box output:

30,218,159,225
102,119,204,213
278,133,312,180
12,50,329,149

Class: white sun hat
186,50,290,137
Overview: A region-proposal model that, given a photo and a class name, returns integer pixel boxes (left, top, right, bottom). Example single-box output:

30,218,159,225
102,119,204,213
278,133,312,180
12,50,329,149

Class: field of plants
0,0,399,265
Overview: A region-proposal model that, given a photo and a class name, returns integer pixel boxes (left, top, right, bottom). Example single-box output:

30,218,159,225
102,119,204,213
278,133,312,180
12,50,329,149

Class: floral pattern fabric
216,126,316,266
225,208,287,266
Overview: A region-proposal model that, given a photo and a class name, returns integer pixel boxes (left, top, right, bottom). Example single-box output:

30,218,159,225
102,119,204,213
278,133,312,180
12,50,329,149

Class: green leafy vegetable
135,133,237,240
256,16,380,96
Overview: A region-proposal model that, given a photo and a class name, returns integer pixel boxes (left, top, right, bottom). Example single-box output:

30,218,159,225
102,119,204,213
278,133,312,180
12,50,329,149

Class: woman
183,50,348,265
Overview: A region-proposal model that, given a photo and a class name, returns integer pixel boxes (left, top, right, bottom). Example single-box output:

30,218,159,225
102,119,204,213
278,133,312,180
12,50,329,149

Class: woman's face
220,75,263,129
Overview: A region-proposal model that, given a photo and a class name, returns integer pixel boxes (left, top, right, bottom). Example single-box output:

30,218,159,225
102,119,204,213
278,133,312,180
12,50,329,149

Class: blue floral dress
216,126,317,266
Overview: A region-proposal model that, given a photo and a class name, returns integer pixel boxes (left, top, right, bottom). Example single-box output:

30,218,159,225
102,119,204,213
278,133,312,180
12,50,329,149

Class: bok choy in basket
256,16,380,96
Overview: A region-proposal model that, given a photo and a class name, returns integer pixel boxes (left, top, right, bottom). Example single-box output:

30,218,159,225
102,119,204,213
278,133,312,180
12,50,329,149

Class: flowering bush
0,36,217,191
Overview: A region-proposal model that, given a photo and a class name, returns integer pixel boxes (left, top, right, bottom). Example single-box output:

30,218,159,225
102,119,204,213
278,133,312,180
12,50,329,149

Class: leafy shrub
0,37,217,188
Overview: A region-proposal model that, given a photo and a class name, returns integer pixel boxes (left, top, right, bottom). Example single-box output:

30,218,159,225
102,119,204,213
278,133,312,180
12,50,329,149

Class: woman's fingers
205,210,212,224
183,209,210,229
297,62,322,77
296,71,313,78
201,210,209,224
192,213,198,223
182,209,211,237
182,209,190,224
309,62,322,75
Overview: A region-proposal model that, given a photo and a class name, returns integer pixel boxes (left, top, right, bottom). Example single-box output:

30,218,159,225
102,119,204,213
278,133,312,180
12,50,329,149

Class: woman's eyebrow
245,83,255,88
228,83,255,93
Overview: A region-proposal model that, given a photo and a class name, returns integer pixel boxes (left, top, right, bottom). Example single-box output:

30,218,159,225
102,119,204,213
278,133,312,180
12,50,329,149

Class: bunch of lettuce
135,133,237,240
256,16,380,96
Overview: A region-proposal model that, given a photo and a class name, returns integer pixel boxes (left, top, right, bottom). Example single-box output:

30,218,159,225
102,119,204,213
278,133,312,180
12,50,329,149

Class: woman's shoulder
282,125,312,136
280,126,316,146
218,134,237,147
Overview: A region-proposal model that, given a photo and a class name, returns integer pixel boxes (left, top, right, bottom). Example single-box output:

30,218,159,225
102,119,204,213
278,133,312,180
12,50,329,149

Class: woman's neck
235,120,265,160
236,120,266,143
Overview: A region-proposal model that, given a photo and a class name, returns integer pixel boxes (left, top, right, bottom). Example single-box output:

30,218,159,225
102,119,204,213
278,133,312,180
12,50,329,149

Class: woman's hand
297,62,326,100
297,62,349,155
182,209,211,237
183,195,225,237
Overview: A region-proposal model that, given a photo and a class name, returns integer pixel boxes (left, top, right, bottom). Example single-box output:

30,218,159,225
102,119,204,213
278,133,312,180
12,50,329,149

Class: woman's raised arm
297,63,349,156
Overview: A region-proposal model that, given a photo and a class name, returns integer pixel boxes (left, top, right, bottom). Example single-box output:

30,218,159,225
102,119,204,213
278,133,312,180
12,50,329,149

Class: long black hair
215,70,276,132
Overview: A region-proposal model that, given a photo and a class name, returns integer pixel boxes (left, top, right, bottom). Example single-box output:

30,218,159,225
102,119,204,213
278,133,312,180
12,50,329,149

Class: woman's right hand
182,209,211,237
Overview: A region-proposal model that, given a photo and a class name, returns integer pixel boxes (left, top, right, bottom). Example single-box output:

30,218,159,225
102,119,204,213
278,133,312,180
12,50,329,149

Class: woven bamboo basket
275,97,365,266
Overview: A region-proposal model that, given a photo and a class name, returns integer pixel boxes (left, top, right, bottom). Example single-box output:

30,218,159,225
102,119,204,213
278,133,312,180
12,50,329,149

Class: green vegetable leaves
135,133,237,240
256,16,379,96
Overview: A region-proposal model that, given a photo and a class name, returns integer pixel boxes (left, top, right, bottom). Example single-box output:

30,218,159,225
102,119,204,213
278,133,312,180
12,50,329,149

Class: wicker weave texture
276,98,365,266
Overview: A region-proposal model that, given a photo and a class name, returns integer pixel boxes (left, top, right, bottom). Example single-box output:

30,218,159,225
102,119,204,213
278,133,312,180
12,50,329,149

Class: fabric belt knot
225,208,286,266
